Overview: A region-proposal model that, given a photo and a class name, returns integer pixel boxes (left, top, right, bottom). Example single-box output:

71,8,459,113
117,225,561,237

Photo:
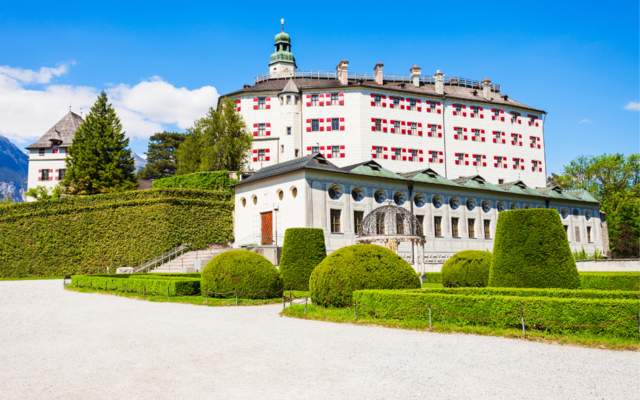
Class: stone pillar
434,70,445,95
374,63,384,84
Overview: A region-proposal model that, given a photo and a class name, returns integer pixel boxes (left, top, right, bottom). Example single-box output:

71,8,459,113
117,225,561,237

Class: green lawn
0,276,63,282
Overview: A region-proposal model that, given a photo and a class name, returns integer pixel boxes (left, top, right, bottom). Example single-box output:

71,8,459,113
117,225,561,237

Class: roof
280,79,299,94
233,153,343,186
497,181,547,198
399,168,459,187
452,175,507,193
342,160,409,180
223,77,544,113
26,111,83,149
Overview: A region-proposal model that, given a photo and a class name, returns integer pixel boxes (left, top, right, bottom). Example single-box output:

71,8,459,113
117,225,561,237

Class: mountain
0,135,28,202
133,153,147,172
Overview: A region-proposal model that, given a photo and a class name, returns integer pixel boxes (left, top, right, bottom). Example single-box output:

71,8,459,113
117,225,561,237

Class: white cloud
624,101,640,111
579,119,592,124
0,63,219,145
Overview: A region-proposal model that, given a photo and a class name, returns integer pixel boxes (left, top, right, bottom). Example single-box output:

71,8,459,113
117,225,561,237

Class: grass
282,303,640,352
64,285,309,307
0,276,63,281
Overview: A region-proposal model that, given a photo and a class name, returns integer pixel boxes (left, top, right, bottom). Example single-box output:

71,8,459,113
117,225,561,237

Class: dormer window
312,146,320,153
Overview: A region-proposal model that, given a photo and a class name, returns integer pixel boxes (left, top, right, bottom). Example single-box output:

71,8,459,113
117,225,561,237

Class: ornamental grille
359,202,424,237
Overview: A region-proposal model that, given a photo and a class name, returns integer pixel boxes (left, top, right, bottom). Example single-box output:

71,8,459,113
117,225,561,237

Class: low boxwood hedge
579,272,639,291
416,286,638,300
279,228,327,291
71,275,200,295
422,272,442,283
353,290,639,338
441,250,492,287
309,244,421,307
201,250,283,299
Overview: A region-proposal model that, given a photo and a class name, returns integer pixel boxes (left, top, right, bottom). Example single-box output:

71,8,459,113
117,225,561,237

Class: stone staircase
148,248,226,274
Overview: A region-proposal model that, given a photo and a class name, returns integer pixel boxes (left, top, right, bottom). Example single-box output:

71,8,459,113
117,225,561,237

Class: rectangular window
410,99,416,110
564,225,569,239
531,136,537,146
395,148,402,159
312,119,319,132
416,215,425,235
257,150,266,161
58,169,66,180
429,102,436,112
472,107,479,117
587,227,592,243
410,123,417,135
331,94,338,105
287,127,291,135
533,160,539,169
458,154,464,164
511,112,519,122
312,146,319,153
476,154,482,165
286,96,291,105
258,98,266,109
497,157,503,168
393,98,400,108
575,227,581,242
530,116,536,124
498,179,504,184
60,148,65,154
40,169,49,181
494,131,501,142
515,158,521,169
376,147,383,158
330,209,342,233
376,215,385,235
295,149,299,157
431,125,437,136
331,118,339,131
375,119,382,131
412,149,418,161
494,109,500,119
434,216,442,237
281,145,284,154
258,124,266,136
474,129,481,141
452,218,459,238
332,146,340,158
311,95,318,106
484,220,491,239
394,121,400,133
512,134,520,146
456,105,462,114
468,219,475,238
354,211,364,235
396,215,405,235
431,151,438,161
456,127,463,138
52,144,59,154
374,95,381,107
295,96,299,105
39,148,44,156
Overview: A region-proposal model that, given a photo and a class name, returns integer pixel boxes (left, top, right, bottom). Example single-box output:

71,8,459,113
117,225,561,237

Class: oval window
432,195,443,209
291,187,297,198
585,210,591,221
278,190,283,201
482,200,491,213
241,198,246,207
414,193,426,208
374,189,386,204
351,186,364,202
561,208,568,219
328,184,343,200
466,198,476,211
394,191,406,206
510,202,518,210
449,197,460,210
497,201,505,212
252,196,257,205
524,204,532,209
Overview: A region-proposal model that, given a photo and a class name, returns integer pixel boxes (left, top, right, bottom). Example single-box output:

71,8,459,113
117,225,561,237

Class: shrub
353,290,639,338
579,272,639,291
279,228,326,291
153,171,237,194
309,244,420,307
0,188,233,278
201,250,283,298
416,286,639,300
441,250,492,287
489,209,581,289
422,272,442,283
72,275,200,295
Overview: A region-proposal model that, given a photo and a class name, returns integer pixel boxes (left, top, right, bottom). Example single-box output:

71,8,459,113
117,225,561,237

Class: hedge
71,275,200,295
201,250,283,299
580,272,640,292
0,188,233,278
422,272,442,283
441,250,492,287
416,286,639,300
279,228,327,291
153,171,237,193
353,290,639,338
489,209,581,289
310,244,421,307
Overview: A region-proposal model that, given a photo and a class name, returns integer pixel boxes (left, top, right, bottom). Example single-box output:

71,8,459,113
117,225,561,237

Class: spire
270,19,296,67
281,18,284,32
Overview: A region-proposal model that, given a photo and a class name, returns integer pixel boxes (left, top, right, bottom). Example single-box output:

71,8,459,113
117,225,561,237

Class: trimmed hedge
353,290,639,338
441,250,492,287
201,250,283,299
72,275,200,295
0,188,233,278
416,286,639,300
153,171,237,193
279,228,327,291
580,272,639,291
309,244,421,307
422,272,442,283
489,209,581,289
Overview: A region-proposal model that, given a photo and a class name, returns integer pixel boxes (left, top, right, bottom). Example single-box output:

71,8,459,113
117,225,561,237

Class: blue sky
0,0,638,174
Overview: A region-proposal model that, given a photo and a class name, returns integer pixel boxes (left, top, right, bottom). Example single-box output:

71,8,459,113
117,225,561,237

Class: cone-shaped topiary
279,228,327,291
201,250,283,298
441,250,493,287
489,209,581,289
309,244,421,307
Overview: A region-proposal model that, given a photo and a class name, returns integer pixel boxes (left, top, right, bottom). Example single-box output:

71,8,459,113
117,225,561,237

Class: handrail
133,243,191,273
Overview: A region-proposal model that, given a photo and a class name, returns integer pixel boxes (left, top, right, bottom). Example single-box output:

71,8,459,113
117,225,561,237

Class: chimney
410,65,421,87
482,78,492,100
374,62,384,84
336,60,349,85
434,70,445,95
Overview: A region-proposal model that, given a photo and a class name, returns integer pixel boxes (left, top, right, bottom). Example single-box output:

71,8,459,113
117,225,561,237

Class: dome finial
281,18,284,32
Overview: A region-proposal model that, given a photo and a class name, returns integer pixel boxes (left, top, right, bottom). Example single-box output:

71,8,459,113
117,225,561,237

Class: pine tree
62,90,137,195
137,131,185,180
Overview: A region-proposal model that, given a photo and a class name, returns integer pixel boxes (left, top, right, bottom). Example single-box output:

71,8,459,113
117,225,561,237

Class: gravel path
0,280,638,400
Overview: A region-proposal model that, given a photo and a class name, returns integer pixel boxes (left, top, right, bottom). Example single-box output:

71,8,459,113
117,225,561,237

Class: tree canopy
136,131,185,180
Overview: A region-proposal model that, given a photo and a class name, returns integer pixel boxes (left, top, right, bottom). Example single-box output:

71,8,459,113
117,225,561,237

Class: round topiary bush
441,250,492,287
279,228,327,291
309,244,421,307
489,209,581,289
201,250,283,298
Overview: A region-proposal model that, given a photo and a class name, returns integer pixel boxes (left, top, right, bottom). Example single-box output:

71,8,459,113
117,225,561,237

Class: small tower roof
270,19,296,67
26,111,83,149
280,79,299,94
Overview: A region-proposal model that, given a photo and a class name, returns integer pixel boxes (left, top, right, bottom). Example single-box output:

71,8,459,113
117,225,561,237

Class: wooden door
261,212,273,245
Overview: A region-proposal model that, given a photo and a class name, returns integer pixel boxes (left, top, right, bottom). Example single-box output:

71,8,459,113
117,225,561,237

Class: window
511,111,519,122
376,147,383,158
286,96,291,105
410,99,416,110
294,96,299,105
287,127,291,135
295,149,299,157
312,119,319,132
52,143,59,154
434,216,442,237
258,124,266,136
394,121,400,133
455,105,462,114
430,150,438,161
376,215,385,235
474,129,481,141
457,154,464,164
498,179,504,184
452,218,459,238
429,102,436,112
493,109,500,119
412,149,418,161
330,209,341,233
331,118,339,131
410,123,417,135
494,131,501,142
58,169,66,181
564,225,569,238
456,127,463,138
431,125,437,136
531,136,537,146
354,211,364,235
512,134,520,146
497,157,503,168
375,119,382,131
396,216,405,234
331,94,338,105
472,107,479,117
281,145,285,154
476,154,482,165
514,158,521,169
587,227,592,243
312,146,319,153
374,95,381,107
311,95,318,106
530,115,536,124
278,190,284,201
257,150,266,161
60,148,65,154
533,160,539,170
40,169,49,181
575,227,581,242
39,149,44,156
332,146,340,158
395,148,402,159
484,220,491,239
416,215,425,234
468,219,475,238
393,98,399,108
258,98,266,109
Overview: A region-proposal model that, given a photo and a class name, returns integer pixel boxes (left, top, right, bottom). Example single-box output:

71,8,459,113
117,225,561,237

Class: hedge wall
279,228,326,291
416,286,639,300
0,188,233,278
353,290,639,338
580,272,639,291
71,275,201,295
441,250,492,287
152,171,237,193
422,272,442,283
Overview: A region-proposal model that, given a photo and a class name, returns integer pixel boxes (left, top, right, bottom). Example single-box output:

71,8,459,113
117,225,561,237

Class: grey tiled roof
223,78,544,113
233,153,344,186
26,111,83,149
280,79,300,94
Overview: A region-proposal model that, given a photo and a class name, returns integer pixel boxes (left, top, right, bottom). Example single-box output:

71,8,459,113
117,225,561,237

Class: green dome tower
269,19,297,78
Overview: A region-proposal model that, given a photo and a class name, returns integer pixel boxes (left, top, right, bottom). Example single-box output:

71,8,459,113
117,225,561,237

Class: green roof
400,168,459,186
344,161,409,180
